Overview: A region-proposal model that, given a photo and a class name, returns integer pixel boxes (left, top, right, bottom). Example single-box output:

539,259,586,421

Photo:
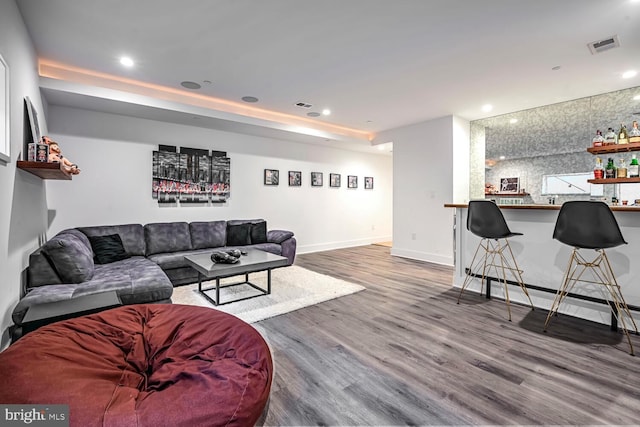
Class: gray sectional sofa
12,219,296,332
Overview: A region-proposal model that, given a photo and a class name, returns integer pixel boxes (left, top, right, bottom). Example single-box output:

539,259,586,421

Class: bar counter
445,202,640,327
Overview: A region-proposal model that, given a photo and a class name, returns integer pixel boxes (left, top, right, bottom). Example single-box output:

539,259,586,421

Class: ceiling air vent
295,102,312,109
588,35,620,55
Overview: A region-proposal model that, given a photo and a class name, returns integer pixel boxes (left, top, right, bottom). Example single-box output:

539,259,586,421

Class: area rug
171,265,366,323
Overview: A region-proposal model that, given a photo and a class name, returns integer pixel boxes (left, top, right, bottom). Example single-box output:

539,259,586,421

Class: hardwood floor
257,245,640,426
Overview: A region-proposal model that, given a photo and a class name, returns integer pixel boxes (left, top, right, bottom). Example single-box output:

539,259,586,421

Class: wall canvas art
0,54,9,162
289,171,302,186
152,147,230,204
330,173,341,188
499,177,520,193
311,172,323,187
264,169,279,185
364,177,374,189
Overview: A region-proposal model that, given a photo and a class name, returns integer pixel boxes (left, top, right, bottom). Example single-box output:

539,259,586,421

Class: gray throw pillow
42,233,95,283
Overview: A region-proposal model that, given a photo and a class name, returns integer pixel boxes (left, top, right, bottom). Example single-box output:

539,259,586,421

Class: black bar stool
457,200,534,320
544,201,638,355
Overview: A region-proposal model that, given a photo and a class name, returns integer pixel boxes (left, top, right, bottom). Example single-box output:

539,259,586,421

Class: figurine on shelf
42,136,80,175
485,182,497,195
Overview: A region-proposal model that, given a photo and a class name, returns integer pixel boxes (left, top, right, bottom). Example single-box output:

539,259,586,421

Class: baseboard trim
298,236,392,254
390,247,453,266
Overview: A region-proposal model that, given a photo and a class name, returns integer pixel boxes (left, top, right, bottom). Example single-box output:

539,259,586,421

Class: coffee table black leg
198,272,220,306
267,269,271,294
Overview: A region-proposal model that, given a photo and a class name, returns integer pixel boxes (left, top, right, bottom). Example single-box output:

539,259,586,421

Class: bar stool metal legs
544,247,639,355
458,236,534,321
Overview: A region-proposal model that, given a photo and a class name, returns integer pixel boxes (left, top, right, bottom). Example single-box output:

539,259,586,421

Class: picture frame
311,171,323,187
288,170,302,186
364,176,374,189
0,54,9,163
329,173,341,188
264,168,279,186
25,96,41,147
499,177,520,193
348,175,358,189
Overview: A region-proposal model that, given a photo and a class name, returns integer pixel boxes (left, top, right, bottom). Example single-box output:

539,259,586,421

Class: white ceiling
15,0,640,151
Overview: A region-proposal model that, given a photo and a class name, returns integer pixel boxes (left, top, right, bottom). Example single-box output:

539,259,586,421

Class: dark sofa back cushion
145,222,193,255
41,232,95,283
189,221,227,249
78,224,146,256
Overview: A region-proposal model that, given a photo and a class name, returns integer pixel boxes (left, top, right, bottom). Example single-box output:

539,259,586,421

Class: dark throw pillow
226,223,252,246
89,234,130,264
250,221,268,244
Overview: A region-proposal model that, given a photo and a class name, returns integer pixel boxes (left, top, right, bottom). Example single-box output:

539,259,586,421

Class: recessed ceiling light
322,109,331,116
510,118,518,124
634,95,640,100
482,104,493,113
622,70,637,79
499,155,506,160
119,56,134,67
307,112,321,117
241,96,259,103
180,81,201,90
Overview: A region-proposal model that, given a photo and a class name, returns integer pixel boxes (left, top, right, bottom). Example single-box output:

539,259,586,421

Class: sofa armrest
266,230,294,244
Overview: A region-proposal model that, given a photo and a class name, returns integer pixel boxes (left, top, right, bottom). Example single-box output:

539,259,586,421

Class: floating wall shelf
17,161,72,180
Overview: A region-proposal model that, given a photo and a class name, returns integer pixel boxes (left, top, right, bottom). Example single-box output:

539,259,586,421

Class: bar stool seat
544,201,638,355
457,200,534,320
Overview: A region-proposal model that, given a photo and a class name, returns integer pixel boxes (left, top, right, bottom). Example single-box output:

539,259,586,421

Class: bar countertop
444,203,640,212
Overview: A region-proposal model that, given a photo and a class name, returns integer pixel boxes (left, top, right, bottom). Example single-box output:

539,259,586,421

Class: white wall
0,0,50,347
376,115,468,266
46,106,393,253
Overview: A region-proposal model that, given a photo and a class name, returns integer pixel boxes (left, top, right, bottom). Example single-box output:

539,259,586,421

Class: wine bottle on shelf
617,157,627,178
618,123,629,145
604,127,617,145
594,157,604,179
629,120,640,143
592,129,604,147
629,154,639,178
605,157,616,179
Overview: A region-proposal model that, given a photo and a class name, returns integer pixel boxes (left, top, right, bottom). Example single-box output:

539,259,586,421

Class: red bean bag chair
0,304,273,427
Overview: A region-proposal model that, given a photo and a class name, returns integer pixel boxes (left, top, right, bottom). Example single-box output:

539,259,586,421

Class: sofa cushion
227,223,252,246
267,230,294,244
41,233,95,283
250,221,268,244
189,221,226,249
88,234,131,264
145,222,192,255
79,224,146,256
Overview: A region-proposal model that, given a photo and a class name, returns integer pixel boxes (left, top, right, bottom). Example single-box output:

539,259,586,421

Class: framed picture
264,168,279,186
0,54,9,162
311,171,323,187
329,173,341,188
289,170,302,186
364,177,374,189
25,96,41,147
499,177,520,193
348,175,358,189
